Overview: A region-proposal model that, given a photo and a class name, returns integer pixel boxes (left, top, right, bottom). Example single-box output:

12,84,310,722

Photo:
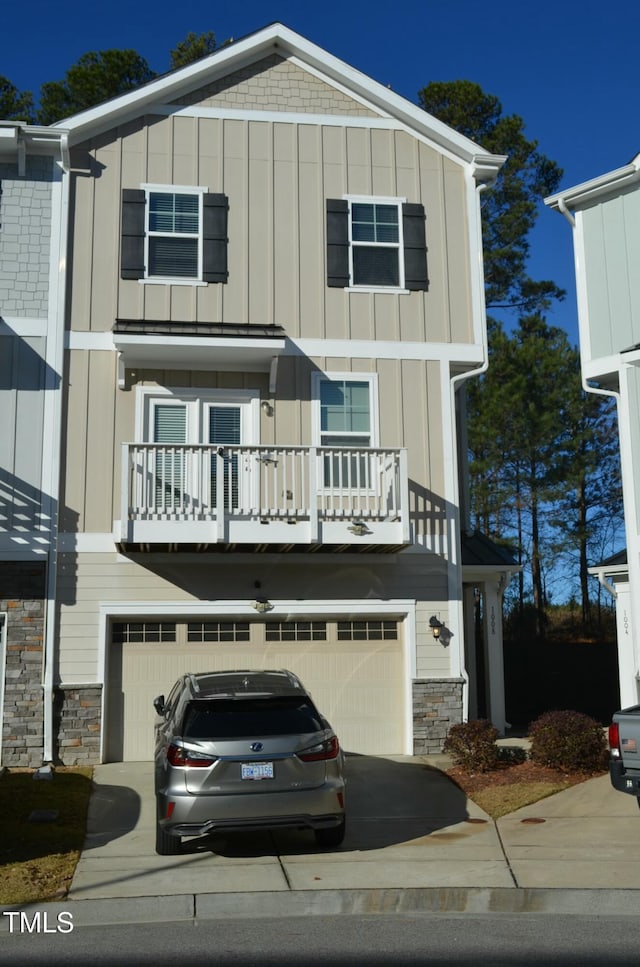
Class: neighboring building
0,122,69,765
5,24,514,765
546,154,640,709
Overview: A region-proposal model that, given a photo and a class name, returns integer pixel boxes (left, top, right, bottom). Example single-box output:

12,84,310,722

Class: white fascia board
545,154,640,211
54,22,504,177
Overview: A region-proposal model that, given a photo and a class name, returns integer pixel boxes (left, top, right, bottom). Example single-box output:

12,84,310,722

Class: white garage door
105,618,405,760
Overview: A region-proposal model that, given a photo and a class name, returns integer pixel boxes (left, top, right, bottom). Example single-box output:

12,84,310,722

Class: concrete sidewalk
54,752,640,920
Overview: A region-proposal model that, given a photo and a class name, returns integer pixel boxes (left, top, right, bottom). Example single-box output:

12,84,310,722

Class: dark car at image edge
153,668,346,855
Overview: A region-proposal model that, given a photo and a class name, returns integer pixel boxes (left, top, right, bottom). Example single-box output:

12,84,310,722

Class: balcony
118,444,410,552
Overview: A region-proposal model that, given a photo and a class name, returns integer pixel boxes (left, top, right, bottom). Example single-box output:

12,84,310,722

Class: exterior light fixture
348,520,371,537
429,615,444,639
252,599,273,614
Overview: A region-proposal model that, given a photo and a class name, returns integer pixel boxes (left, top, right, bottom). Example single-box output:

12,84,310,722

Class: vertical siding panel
118,120,147,322
197,117,224,323
92,142,120,332
322,125,349,341
602,198,633,352
223,119,248,324
248,121,273,325
146,116,173,184
298,125,324,339
63,351,90,531
84,352,117,531
418,144,448,343
377,359,402,448
273,123,299,336
443,160,472,344
373,293,400,341
113,374,136,520
69,169,95,332
346,127,372,195
172,116,198,185
371,128,395,196
14,338,45,501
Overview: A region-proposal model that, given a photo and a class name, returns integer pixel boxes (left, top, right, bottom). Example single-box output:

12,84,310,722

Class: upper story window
350,201,402,287
326,196,429,292
147,190,201,279
120,186,228,284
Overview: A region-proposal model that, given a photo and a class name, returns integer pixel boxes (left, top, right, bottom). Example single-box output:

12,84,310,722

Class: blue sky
3,0,637,344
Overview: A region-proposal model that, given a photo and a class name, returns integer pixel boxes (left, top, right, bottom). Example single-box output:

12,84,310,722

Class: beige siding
69,113,472,345
64,353,445,532
57,551,449,688
172,54,379,117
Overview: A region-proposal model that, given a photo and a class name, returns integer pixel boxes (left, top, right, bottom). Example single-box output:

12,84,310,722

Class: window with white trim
350,200,402,287
120,187,228,284
146,190,202,280
326,197,428,291
312,373,378,490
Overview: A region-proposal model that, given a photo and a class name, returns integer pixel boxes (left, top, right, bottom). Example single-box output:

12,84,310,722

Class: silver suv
153,669,346,855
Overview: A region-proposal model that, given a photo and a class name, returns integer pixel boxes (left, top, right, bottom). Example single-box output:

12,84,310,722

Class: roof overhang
53,23,505,181
112,323,286,389
0,121,69,173
545,152,640,213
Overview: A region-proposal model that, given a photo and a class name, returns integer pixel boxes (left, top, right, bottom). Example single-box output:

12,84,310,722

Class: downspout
448,175,494,722
42,132,70,763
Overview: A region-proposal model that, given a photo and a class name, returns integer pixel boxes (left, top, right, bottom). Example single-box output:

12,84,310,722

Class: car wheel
314,818,346,848
155,808,182,856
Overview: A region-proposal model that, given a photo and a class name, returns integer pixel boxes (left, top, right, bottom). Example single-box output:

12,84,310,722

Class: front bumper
609,759,640,796
157,780,345,839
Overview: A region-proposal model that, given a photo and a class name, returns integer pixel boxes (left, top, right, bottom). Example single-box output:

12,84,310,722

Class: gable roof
54,22,505,182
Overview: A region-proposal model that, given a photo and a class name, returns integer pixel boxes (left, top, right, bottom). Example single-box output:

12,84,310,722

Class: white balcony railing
119,444,410,548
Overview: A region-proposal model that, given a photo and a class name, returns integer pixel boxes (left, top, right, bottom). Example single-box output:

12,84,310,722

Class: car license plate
241,761,274,781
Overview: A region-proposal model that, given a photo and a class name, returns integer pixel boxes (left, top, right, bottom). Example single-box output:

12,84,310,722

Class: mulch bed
445,760,598,799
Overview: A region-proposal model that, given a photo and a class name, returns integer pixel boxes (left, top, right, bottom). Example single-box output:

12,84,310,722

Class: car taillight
298,736,340,762
609,723,621,759
167,744,217,768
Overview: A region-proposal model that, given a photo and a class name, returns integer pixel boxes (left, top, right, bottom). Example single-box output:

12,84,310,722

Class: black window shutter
402,203,429,291
202,193,229,283
120,189,146,280
326,199,350,288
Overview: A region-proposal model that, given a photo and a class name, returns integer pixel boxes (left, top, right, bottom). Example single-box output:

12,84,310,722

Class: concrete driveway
69,755,511,900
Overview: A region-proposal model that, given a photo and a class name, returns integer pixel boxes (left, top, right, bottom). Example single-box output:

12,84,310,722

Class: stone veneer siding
1,562,46,767
412,678,464,754
53,685,102,765
0,157,53,317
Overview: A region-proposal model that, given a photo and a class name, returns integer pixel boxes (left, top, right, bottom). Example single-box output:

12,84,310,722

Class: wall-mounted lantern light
429,615,444,640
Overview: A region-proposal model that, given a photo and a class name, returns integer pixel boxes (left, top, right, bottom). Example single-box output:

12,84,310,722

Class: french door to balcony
148,393,256,517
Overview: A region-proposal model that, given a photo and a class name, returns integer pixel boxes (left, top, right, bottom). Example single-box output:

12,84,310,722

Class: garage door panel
108,623,405,761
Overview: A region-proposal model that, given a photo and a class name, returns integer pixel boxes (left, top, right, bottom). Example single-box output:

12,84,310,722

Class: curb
3,887,640,928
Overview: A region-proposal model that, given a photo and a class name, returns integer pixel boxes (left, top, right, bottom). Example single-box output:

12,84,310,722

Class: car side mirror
153,695,166,715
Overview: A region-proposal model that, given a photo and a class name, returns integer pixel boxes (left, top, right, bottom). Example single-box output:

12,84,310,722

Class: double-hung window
326,196,428,291
147,190,202,280
120,187,229,284
349,200,402,288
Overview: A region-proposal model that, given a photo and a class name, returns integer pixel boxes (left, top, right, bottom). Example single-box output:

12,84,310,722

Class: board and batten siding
0,335,47,532
68,114,472,344
581,187,640,359
62,352,445,536
56,551,450,685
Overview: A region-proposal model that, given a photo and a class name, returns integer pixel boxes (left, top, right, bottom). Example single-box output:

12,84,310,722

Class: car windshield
182,697,324,739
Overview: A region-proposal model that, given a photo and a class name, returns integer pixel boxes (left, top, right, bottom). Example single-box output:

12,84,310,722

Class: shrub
528,710,607,773
443,719,500,772
498,745,527,766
